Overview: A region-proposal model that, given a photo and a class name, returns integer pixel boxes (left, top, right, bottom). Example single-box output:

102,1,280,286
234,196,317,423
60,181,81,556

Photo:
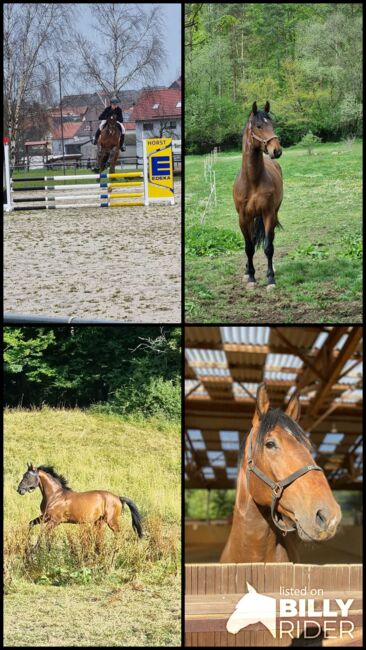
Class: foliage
186,224,243,257
298,131,322,155
185,489,235,519
3,327,181,419
186,3,363,150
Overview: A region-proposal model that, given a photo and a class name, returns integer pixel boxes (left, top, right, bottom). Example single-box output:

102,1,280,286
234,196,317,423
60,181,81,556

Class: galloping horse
220,384,341,562
17,464,143,538
96,114,120,174
233,101,283,290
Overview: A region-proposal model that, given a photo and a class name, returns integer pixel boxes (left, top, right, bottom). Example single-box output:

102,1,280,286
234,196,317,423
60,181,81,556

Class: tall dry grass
4,408,181,592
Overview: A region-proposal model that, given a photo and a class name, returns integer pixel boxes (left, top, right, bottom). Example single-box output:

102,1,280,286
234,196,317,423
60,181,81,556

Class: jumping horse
96,114,120,174
17,464,143,538
220,384,341,562
233,101,283,290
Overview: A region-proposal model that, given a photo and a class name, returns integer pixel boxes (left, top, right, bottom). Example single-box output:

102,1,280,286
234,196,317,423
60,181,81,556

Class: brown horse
220,384,341,563
233,101,283,290
17,464,143,538
96,114,120,174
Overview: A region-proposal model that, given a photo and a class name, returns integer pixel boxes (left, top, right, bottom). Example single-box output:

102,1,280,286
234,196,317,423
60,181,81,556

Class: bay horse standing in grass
96,114,120,174
220,384,341,562
17,464,143,538
233,101,283,290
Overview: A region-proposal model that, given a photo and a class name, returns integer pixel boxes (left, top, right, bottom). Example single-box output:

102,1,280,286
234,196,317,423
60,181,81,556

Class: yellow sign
143,138,174,205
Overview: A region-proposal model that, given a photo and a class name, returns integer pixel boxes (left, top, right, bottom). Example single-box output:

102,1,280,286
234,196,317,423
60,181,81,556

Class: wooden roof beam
303,327,363,425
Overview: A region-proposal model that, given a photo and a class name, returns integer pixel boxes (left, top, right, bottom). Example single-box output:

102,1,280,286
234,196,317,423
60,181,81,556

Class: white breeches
100,120,125,133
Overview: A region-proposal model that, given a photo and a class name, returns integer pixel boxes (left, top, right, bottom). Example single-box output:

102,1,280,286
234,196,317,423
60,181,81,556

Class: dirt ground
4,181,181,322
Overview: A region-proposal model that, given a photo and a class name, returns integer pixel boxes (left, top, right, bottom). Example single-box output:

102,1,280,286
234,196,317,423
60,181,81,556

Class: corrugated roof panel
195,367,231,377
335,333,349,350
264,370,298,381
202,467,215,478
220,326,270,345
266,353,303,369
187,429,202,440
185,348,227,363
233,382,259,397
207,451,226,467
313,331,329,348
191,440,206,450
219,430,240,450
185,380,208,396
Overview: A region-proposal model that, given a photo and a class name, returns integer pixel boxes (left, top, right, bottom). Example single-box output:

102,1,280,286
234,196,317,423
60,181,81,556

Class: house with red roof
131,86,182,159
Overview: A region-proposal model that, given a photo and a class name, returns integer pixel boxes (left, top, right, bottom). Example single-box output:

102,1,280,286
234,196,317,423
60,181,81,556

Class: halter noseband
246,430,323,535
248,121,277,152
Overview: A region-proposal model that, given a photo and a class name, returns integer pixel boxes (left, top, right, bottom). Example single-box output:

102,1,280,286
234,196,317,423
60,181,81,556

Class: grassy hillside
4,408,181,647
185,141,362,323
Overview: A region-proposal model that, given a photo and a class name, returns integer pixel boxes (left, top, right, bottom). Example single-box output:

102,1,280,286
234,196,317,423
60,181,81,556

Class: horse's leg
239,216,256,287
29,515,43,528
263,214,276,290
109,146,118,174
94,519,105,554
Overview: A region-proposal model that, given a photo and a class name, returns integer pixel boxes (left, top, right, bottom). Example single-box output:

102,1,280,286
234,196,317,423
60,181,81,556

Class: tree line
4,326,181,419
185,3,362,151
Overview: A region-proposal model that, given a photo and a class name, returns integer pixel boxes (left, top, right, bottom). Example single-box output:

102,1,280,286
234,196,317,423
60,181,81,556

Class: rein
246,430,323,535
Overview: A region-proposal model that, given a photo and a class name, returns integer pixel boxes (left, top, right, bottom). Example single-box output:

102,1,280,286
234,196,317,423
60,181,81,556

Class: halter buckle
273,483,284,498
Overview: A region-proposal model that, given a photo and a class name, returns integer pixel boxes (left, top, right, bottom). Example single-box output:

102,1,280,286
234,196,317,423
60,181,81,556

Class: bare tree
75,4,167,98
3,3,76,160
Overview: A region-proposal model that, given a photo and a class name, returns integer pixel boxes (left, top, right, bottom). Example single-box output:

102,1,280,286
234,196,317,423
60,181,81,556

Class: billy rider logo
226,582,355,641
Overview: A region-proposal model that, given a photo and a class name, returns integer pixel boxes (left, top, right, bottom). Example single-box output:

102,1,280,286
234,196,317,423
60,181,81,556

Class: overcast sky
75,3,181,88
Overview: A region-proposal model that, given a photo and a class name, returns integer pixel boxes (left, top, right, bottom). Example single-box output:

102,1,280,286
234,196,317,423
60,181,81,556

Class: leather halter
248,121,277,152
246,429,323,535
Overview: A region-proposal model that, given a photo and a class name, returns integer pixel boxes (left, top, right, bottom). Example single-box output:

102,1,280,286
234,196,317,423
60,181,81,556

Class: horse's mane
37,465,72,490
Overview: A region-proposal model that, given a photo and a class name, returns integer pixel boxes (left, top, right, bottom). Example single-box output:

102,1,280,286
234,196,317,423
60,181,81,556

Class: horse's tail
253,216,266,250
253,215,283,250
120,497,143,538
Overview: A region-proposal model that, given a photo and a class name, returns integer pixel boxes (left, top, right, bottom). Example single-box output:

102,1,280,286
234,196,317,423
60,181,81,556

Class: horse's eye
265,440,276,449
257,125,262,129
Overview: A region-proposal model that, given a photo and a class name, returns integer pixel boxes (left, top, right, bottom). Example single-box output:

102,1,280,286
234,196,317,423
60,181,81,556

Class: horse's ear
264,101,270,113
253,383,270,426
286,393,301,423
252,101,258,115
27,462,31,470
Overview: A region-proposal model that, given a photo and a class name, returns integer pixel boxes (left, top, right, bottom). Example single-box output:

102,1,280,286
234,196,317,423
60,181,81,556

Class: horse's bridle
248,121,278,153
246,430,323,535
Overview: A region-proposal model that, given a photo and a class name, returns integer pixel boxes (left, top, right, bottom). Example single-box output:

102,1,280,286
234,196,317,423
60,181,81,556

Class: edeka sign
226,582,355,642
143,138,174,204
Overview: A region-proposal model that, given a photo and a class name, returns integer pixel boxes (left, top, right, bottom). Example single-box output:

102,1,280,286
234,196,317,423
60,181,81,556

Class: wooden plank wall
185,563,362,647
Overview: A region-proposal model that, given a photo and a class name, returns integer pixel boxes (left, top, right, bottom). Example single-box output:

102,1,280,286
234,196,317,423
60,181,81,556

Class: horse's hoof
267,283,276,291
247,282,256,290
244,274,249,281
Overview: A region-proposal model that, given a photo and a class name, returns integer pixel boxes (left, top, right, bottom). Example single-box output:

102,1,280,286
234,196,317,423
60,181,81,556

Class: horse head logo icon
226,582,277,637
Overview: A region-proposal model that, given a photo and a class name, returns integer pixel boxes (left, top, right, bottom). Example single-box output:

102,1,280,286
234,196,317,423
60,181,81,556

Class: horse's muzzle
17,487,26,495
271,149,282,159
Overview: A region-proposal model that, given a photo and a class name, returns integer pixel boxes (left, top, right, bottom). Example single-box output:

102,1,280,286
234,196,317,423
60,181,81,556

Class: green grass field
4,408,181,647
185,141,362,323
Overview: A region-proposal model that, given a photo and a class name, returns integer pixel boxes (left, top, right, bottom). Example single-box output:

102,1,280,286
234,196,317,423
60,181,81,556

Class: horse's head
17,463,40,495
246,384,342,541
249,101,282,159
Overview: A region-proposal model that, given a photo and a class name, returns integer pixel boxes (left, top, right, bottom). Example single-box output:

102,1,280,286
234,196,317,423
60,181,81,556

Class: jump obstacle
3,137,174,211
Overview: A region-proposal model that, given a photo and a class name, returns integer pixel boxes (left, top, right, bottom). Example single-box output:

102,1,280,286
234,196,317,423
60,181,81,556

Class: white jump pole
3,137,12,212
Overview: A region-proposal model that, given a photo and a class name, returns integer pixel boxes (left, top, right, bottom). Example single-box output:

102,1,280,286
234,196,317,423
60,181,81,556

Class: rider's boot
120,133,126,152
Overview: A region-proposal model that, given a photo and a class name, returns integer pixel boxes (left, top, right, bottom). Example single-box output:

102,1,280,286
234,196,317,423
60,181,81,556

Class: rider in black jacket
93,96,126,151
